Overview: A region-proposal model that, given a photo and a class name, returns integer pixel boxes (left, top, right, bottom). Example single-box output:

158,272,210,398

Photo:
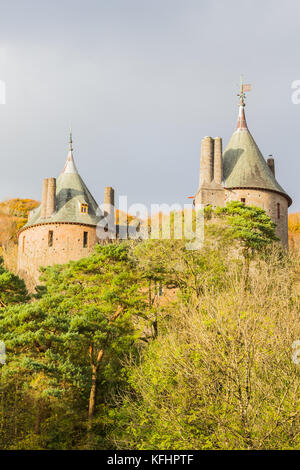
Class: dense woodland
0,201,299,450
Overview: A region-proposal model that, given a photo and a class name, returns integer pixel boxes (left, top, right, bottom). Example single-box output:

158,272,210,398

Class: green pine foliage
0,203,299,450
215,201,279,255
0,244,148,449
0,257,29,307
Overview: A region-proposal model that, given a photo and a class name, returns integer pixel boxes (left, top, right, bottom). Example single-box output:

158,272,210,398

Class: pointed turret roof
24,134,102,228
223,88,292,206
61,131,78,174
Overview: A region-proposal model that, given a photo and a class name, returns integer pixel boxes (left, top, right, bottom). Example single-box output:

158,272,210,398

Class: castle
17,134,115,290
17,86,292,288
194,86,292,245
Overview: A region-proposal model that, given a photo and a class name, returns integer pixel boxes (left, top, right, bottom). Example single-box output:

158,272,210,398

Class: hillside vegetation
289,212,300,249
0,199,39,271
0,202,299,450
0,199,39,239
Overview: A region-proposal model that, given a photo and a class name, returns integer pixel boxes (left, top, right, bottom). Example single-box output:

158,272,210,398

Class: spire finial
69,126,73,151
62,127,78,174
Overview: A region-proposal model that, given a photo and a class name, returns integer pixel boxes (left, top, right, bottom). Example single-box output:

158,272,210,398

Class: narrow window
22,236,25,253
48,230,53,247
80,203,88,214
277,203,280,219
241,198,246,204
83,231,88,248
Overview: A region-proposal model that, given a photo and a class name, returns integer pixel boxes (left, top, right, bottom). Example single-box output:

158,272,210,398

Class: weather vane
237,75,251,106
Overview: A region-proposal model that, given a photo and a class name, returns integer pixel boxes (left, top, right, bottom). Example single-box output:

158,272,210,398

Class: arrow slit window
83,231,88,248
48,230,53,247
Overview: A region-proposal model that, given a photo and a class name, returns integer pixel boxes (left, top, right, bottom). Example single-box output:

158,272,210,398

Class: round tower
223,83,292,246
17,134,102,290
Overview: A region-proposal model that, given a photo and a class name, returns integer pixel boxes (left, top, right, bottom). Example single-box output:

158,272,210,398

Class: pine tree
0,257,28,307
0,243,147,448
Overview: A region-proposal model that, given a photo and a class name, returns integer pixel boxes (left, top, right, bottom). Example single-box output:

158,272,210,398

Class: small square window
241,198,246,204
80,203,88,214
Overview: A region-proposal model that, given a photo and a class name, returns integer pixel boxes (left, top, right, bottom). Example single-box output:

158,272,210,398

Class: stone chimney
41,178,49,218
213,137,223,184
199,137,214,186
46,178,56,218
267,156,275,176
104,186,115,223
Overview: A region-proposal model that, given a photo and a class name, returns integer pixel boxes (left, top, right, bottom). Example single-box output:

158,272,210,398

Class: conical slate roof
24,142,102,228
223,104,292,206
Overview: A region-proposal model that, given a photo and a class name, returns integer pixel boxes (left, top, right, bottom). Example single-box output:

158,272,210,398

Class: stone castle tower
17,85,292,290
195,87,292,245
17,134,114,289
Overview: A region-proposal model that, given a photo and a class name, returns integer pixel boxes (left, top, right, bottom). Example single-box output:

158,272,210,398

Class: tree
0,243,147,448
215,201,279,254
111,245,300,450
215,201,279,288
0,257,28,307
133,237,228,301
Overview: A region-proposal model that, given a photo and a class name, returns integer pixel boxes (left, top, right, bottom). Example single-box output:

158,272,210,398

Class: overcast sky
0,0,299,213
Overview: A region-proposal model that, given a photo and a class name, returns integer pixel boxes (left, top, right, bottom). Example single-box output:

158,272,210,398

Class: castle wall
17,223,98,290
225,188,289,246
195,184,225,208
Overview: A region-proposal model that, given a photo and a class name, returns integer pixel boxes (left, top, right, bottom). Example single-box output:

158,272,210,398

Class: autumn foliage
288,212,300,250
0,199,39,271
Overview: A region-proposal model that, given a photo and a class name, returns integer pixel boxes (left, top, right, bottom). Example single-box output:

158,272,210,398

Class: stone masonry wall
225,188,289,246
17,223,98,290
195,184,225,208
